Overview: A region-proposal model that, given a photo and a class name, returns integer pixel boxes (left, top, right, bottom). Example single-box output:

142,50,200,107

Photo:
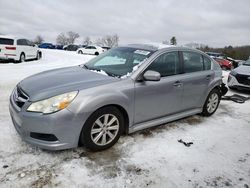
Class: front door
134,51,183,124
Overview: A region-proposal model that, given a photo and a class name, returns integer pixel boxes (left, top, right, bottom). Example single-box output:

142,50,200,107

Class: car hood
234,65,250,75
18,66,118,101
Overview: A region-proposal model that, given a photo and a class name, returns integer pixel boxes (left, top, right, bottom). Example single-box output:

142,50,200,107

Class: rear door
16,39,29,59
134,51,183,124
180,51,213,110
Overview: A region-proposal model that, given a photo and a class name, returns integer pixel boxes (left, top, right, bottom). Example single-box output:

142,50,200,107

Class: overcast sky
0,0,249,47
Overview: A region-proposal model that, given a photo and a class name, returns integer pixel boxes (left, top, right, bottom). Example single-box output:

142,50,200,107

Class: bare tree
95,34,119,47
56,31,80,45
83,36,92,46
33,35,44,45
67,31,80,44
56,33,68,45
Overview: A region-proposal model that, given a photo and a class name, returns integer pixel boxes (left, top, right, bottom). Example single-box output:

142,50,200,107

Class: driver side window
146,51,181,77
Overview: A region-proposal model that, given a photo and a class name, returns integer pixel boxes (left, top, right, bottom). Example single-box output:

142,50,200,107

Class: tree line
198,45,250,60
33,31,119,48
32,33,249,60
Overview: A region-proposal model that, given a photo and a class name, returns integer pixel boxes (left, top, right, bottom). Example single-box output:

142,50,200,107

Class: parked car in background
54,45,63,50
64,44,79,51
102,46,111,51
38,43,55,49
77,45,104,55
226,57,238,68
212,57,232,70
206,52,225,58
9,44,223,151
228,59,250,90
0,35,41,63
236,60,246,66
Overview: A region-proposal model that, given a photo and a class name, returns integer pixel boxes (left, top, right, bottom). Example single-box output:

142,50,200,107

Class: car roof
0,35,17,40
121,43,207,55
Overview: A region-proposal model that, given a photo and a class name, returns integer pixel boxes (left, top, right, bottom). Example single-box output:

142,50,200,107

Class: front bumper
228,74,250,90
9,93,84,150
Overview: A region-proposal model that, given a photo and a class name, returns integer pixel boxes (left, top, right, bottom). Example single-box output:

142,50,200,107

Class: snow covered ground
0,49,250,188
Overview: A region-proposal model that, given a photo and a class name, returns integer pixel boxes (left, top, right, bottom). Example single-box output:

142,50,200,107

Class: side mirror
143,70,161,81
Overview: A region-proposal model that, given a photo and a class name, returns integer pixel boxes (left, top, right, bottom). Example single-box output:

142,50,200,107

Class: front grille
13,86,29,108
236,74,250,86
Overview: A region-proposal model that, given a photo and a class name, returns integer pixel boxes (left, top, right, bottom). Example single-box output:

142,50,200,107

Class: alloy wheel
90,114,119,146
207,93,219,113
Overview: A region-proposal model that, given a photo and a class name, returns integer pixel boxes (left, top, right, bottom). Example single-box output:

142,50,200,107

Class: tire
19,53,25,63
201,88,221,116
80,106,124,151
78,50,83,54
36,51,41,60
94,52,99,56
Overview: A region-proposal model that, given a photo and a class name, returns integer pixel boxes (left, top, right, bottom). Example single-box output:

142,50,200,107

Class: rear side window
203,56,212,70
183,52,203,73
0,38,14,45
146,51,181,77
17,39,28,46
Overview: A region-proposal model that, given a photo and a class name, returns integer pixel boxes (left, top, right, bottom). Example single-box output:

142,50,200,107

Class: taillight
5,46,16,50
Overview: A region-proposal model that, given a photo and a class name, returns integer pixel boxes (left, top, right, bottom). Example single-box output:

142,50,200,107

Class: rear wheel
78,50,83,54
19,53,25,63
80,106,124,151
202,88,221,116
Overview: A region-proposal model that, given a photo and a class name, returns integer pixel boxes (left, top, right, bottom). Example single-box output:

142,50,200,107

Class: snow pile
89,69,108,76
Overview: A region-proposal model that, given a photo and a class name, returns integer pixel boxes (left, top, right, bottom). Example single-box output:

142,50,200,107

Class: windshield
84,47,154,77
244,59,250,66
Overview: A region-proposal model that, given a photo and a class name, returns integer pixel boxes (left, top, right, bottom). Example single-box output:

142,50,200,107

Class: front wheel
36,51,41,60
94,52,99,56
202,88,221,116
78,50,83,54
80,106,124,151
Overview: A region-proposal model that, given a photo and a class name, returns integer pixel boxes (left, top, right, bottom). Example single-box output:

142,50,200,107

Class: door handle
173,81,182,87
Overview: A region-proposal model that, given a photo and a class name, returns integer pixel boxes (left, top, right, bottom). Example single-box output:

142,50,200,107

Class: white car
0,35,41,63
77,45,104,55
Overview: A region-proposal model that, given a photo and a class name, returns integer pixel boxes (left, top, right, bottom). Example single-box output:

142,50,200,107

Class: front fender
68,86,134,131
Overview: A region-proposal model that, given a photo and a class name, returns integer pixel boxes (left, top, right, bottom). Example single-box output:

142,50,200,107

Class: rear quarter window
0,38,14,45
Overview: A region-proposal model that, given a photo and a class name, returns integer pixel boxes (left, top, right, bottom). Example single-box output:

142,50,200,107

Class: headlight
27,91,78,114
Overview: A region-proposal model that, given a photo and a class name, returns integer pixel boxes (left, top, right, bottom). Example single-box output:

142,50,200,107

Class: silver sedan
9,44,223,151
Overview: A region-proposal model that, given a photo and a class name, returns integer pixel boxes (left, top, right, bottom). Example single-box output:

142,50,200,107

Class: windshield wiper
82,64,89,69
105,71,120,78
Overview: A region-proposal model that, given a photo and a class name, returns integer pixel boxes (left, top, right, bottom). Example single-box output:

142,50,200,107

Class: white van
0,35,41,63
